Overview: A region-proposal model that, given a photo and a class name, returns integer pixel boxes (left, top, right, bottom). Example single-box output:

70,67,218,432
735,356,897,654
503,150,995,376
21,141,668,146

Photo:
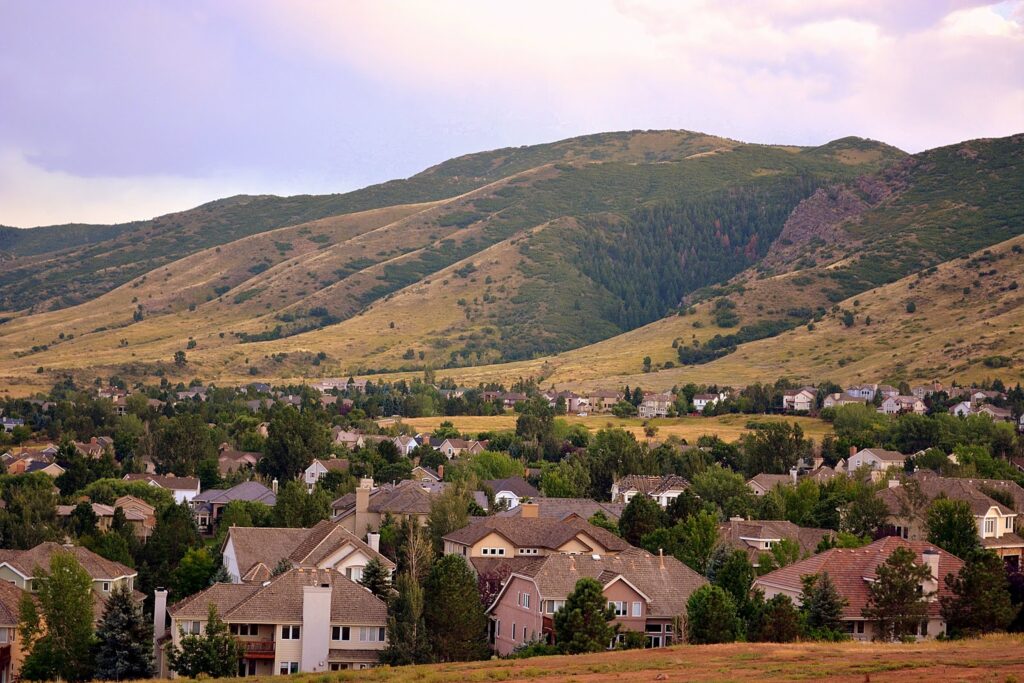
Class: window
329,663,349,671
631,602,642,617
102,582,110,592
512,623,517,640
1007,518,1013,530
332,626,351,641
281,625,300,640
985,518,996,535
545,600,565,614
189,621,201,635
844,621,865,634
609,601,627,617
230,624,260,636
495,620,501,637
517,548,539,555
359,627,385,642
346,566,365,582
481,547,505,556
522,593,530,609
279,662,299,675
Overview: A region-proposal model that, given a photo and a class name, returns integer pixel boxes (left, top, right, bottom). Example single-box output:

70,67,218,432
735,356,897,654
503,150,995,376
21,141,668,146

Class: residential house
222,520,395,584
585,390,622,413
718,519,831,568
332,479,488,539
164,568,387,676
754,537,963,640
878,474,1024,567
782,387,816,412
392,435,418,456
75,436,113,459
877,385,900,400
410,465,441,482
0,418,24,434
501,393,528,409
331,428,365,450
192,482,277,533
0,542,141,622
436,438,487,458
57,500,154,539
847,448,909,477
175,388,208,401
0,581,30,682
495,499,626,523
218,444,260,476
487,547,706,655
304,459,350,493
123,473,201,504
977,404,1014,423
483,477,539,509
24,460,65,477
746,473,795,497
442,516,630,560
822,392,867,409
846,384,878,401
114,495,157,536
638,393,672,419
879,395,927,415
610,475,689,508
692,393,722,413
952,400,974,417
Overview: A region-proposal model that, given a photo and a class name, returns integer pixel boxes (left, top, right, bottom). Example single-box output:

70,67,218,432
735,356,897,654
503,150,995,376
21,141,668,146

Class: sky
1,1,1022,228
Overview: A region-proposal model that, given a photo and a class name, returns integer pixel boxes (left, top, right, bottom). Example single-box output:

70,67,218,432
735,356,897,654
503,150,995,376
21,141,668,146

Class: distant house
483,477,539,509
437,438,487,459
331,428,365,450
304,458,350,493
57,500,154,539
638,392,673,419
977,404,1013,422
0,418,24,433
122,473,201,504
692,393,723,412
822,392,867,409
410,465,440,482
846,384,878,401
951,401,974,417
782,387,816,412
495,498,626,523
847,448,909,475
746,473,794,497
25,460,65,477
442,516,629,560
754,538,962,640
611,475,689,508
217,444,260,476
332,479,485,539
585,390,622,413
392,435,418,456
879,395,926,415
192,481,277,533
0,581,30,681
718,519,831,568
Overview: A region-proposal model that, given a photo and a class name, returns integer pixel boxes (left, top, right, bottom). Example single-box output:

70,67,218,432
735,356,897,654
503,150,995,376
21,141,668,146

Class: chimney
366,531,380,553
569,555,576,571
790,467,798,484
272,478,279,494
301,583,332,673
437,465,444,480
152,588,168,662
659,548,665,570
850,445,858,457
520,502,539,519
921,548,940,596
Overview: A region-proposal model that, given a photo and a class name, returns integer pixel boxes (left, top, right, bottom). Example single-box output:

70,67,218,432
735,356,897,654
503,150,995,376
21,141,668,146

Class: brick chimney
437,464,444,480
520,502,539,518
850,445,858,457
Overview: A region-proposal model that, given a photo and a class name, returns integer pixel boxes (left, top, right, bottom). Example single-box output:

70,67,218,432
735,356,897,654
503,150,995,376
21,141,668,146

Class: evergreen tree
95,584,154,680
359,557,392,599
140,502,202,596
618,494,664,546
68,501,99,537
273,480,331,527
686,585,740,644
423,555,489,661
926,497,982,560
426,481,472,553
19,551,96,681
665,488,703,525
862,546,932,641
380,572,432,665
709,548,755,612
751,593,801,643
167,604,244,678
940,550,1016,637
258,406,332,481
554,577,616,653
799,573,847,639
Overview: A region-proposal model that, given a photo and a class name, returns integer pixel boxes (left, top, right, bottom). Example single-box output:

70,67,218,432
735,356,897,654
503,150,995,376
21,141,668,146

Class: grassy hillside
0,131,903,391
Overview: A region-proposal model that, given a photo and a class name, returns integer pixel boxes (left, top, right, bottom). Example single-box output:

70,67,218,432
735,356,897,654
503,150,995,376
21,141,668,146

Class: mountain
24,128,1024,395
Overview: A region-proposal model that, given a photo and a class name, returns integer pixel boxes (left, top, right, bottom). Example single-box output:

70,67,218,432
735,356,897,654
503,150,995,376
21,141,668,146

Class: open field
188,636,1024,683
388,414,833,443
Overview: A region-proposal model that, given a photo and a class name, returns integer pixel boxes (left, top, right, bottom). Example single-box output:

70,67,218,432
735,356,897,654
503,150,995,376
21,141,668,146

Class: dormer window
985,518,996,535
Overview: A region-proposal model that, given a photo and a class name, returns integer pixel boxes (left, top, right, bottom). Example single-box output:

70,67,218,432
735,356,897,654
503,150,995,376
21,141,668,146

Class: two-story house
718,519,832,568
847,448,909,477
822,392,867,409
610,475,690,508
0,581,30,682
303,458,350,493
486,547,706,654
585,390,622,413
0,543,140,622
442,516,629,560
879,395,927,415
494,499,626,524
692,393,723,413
754,537,962,640
638,393,673,419
222,519,395,583
483,477,539,509
123,473,201,504
782,387,816,412
846,384,878,401
192,482,277,533
163,568,387,676
332,479,485,539
878,474,1024,567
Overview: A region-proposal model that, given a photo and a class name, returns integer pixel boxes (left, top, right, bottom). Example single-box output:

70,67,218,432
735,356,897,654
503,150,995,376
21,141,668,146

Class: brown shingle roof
495,498,626,522
718,520,830,561
879,475,1015,517
502,547,706,618
122,473,201,491
754,537,964,619
483,477,539,498
443,516,629,553
172,568,386,624
0,581,28,625
0,542,135,580
613,474,690,496
747,473,793,491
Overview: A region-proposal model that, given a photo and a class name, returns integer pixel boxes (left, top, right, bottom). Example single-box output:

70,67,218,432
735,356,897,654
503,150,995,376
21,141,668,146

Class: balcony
241,640,276,659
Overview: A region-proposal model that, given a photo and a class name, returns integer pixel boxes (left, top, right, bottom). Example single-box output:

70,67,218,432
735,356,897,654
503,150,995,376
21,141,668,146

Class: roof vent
591,554,600,560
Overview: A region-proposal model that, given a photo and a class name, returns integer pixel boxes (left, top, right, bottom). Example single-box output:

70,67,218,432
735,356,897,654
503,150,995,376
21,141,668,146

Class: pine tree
380,572,432,665
751,593,800,643
423,555,489,661
167,604,244,678
359,557,392,599
799,572,847,639
554,577,616,653
940,550,1016,637
95,584,154,680
862,546,932,641
686,584,740,644
618,494,664,546
709,548,755,612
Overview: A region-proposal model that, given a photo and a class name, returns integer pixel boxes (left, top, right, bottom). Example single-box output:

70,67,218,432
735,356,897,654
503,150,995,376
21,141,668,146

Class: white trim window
281,625,300,640
359,626,386,642
985,518,996,535
545,600,565,614
481,547,506,556
279,662,299,675
609,601,627,616
332,626,351,641
631,601,642,617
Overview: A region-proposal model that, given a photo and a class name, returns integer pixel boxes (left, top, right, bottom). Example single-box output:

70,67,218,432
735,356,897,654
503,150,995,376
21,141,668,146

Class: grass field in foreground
388,414,833,443
217,635,1024,683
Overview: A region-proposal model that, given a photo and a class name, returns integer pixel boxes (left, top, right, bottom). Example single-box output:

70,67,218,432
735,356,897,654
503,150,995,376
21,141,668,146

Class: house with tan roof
847,448,909,478
304,458,350,493
192,481,277,533
331,479,449,539
638,392,673,419
878,474,1024,567
218,444,260,476
123,473,201,504
0,542,141,623
822,392,867,409
486,547,706,655
754,537,963,640
483,477,539,509
880,395,927,415
495,499,626,523
746,473,795,497
331,428,365,450
584,390,622,413
0,581,30,682
610,474,689,508
718,519,832,568
222,520,395,584
442,515,629,560
781,387,816,412
164,567,387,676
57,498,154,539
